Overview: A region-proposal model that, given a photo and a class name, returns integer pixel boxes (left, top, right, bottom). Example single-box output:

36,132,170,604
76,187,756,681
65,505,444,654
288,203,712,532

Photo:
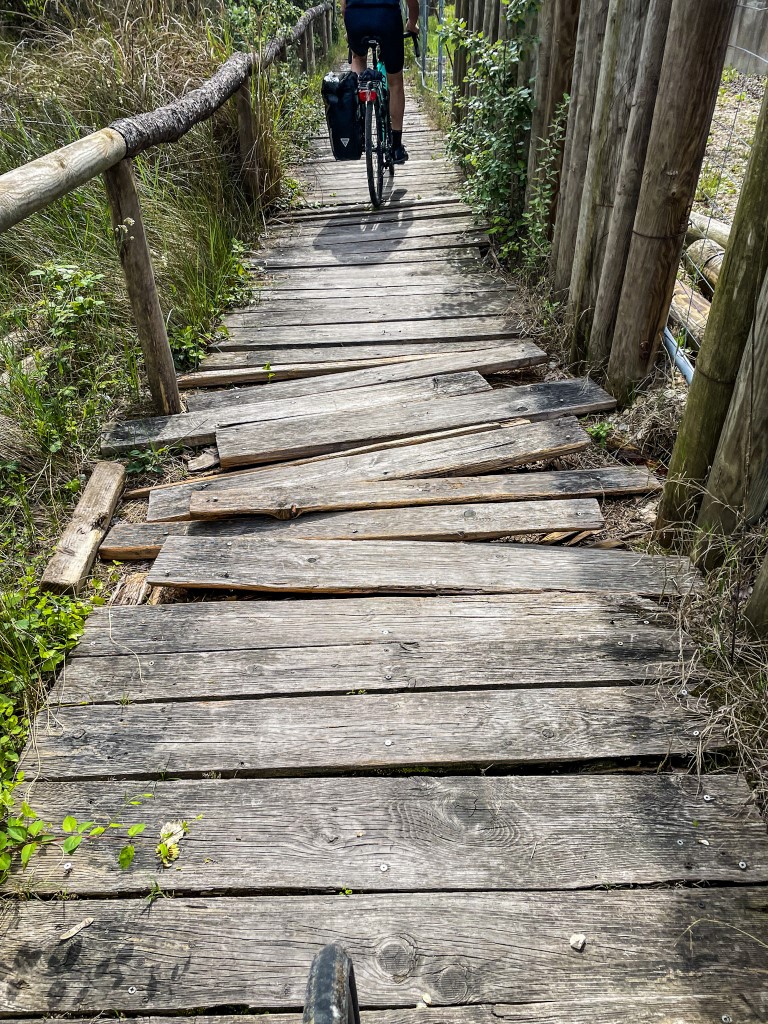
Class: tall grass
0,0,324,829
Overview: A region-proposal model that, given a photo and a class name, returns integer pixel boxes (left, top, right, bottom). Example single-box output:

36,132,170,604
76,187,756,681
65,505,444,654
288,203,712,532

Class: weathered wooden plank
40,462,125,595
187,467,661,518
102,372,490,454
100,499,604,558
73,592,674,657
195,351,447,382
4,888,765,1012
12,774,763,895
9,1001,764,1024
149,419,591,521
24,684,707,780
250,282,509,301
53,623,682,703
147,536,696,597
204,343,514,366
225,299,511,328
215,317,519,350
215,380,615,467
179,340,545,390
260,247,483,270
265,215,481,244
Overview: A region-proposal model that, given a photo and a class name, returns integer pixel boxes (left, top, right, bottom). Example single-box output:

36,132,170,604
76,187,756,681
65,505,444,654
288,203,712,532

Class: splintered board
3,888,766,1013
215,379,615,467
100,498,604,558
15,774,765,894
148,418,592,522
102,371,490,454
24,685,708,780
147,537,695,597
187,467,661,519
179,340,545,389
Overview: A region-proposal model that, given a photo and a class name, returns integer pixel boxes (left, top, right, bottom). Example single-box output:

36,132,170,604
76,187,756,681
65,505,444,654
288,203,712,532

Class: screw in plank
384,739,393,746
739,861,748,870
63,862,73,873
164,571,170,577
128,987,137,995
722,1017,732,1023
703,794,713,802
680,688,688,696
222,571,229,579
385,674,392,680
380,863,389,872
692,730,700,737
676,839,684,846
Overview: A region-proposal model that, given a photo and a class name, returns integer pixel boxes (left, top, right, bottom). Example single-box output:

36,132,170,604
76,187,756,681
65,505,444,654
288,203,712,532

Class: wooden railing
0,1,334,415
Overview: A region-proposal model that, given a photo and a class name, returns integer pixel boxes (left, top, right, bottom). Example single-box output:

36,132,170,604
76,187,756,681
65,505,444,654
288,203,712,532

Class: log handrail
0,1,332,233
0,1,334,415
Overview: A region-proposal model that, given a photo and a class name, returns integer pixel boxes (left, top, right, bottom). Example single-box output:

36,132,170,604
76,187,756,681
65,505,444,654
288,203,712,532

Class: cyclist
340,0,420,165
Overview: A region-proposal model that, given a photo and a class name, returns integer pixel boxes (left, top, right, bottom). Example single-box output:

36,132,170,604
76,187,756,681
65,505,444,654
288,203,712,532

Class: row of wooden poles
449,0,768,630
0,2,334,418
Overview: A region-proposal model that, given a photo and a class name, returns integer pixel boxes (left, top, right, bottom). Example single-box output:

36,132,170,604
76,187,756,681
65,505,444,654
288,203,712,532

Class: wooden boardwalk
3,88,768,1023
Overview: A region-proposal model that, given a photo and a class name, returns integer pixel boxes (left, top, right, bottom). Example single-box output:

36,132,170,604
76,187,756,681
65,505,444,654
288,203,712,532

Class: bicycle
302,944,360,1024
356,32,420,208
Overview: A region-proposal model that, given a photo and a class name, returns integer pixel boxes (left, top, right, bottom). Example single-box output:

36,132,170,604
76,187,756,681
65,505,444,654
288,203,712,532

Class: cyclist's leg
377,11,407,162
388,72,405,131
343,8,369,73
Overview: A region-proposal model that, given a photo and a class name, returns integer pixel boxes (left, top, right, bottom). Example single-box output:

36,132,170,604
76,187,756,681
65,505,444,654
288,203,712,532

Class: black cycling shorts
344,4,405,75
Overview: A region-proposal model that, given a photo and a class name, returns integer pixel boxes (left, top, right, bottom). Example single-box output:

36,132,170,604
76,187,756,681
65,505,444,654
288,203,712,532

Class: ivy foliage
441,0,541,260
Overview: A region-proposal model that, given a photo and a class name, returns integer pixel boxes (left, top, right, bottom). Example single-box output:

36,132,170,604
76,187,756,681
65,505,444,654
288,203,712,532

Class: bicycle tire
365,99,384,207
302,943,361,1024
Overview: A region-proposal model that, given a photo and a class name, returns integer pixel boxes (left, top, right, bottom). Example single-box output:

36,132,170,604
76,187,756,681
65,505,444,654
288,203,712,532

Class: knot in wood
375,935,417,980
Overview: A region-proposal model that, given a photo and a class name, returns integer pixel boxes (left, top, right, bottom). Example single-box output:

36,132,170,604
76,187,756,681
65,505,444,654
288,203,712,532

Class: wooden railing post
235,81,261,200
103,159,182,416
320,7,330,56
299,28,310,72
308,23,317,74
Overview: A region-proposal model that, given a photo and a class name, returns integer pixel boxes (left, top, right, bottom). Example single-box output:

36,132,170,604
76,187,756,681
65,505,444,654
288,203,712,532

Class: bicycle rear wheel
302,944,361,1024
365,99,384,206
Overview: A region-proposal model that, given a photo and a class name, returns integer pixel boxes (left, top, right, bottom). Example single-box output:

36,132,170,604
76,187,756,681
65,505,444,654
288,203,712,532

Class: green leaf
62,815,77,834
89,826,106,837
119,844,135,869
62,835,83,854
77,820,95,834
6,824,26,843
127,824,145,838
20,801,36,818
0,852,11,873
20,842,39,868
27,819,45,837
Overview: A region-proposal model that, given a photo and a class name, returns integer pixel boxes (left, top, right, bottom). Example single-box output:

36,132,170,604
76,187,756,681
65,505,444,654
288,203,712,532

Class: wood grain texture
100,499,604,558
195,351,447,382
3,888,765,1012
102,372,490,454
204,344,513,366
186,467,661,519
260,245,480,271
225,296,511,328
72,592,676,657
216,317,521,349
8,1000,764,1024
150,418,591,522
12,774,764,894
41,462,125,595
215,379,615,467
24,684,708,780
0,128,125,232
54,623,682,704
179,340,546,390
147,537,695,597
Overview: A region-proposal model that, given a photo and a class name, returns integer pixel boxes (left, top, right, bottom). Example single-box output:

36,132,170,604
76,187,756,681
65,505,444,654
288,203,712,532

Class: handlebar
405,30,421,58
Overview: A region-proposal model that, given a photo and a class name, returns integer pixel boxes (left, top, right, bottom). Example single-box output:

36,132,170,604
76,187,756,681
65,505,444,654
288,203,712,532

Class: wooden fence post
567,0,648,361
320,7,330,56
235,81,260,200
696,267,768,540
103,159,182,416
745,548,768,640
586,0,672,368
299,28,309,72
606,0,737,402
308,22,317,74
524,0,555,208
550,0,609,295
657,82,768,542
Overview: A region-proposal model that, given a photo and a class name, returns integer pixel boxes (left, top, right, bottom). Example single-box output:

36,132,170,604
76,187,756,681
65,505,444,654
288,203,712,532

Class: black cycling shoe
392,145,409,165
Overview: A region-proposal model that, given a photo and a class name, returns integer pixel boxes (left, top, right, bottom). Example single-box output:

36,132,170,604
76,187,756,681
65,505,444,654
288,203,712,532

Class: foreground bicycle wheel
303,943,361,1024
365,99,384,206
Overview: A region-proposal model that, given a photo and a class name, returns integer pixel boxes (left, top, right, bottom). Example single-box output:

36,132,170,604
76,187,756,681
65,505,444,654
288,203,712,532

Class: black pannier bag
321,71,363,160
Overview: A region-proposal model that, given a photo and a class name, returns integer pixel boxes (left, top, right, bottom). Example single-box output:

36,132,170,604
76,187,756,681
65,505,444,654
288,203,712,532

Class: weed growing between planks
0,0,325,884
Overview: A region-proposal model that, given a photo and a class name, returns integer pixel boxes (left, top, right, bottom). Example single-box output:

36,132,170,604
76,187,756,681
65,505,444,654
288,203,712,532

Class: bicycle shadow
309,184,416,262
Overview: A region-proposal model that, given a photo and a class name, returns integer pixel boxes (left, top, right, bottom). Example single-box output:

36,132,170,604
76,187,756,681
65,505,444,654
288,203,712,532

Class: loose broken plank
25,684,706,780
204,343,514,365
40,462,125,595
149,418,591,521
102,371,490,454
188,466,661,519
14,773,763,895
148,537,695,597
216,316,521,349
6,890,767,1013
179,339,545,390
194,351,444,382
100,499,604,559
216,379,615,467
